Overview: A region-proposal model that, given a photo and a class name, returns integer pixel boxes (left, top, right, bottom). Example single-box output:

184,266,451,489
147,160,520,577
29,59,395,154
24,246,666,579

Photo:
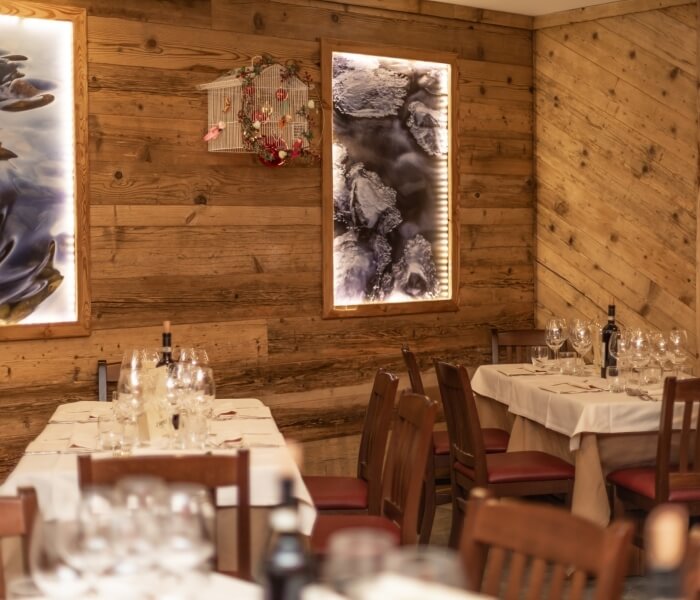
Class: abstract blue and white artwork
330,51,453,309
0,14,77,326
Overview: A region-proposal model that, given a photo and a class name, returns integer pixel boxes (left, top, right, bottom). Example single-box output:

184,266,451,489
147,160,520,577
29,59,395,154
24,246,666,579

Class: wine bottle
600,304,618,378
261,450,314,600
156,320,173,368
645,504,687,600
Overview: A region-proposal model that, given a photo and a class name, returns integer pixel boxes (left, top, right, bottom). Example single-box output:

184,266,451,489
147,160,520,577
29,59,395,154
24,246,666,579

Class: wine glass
570,319,593,374
30,518,91,599
628,329,651,371
668,327,689,376
115,368,147,449
155,484,215,594
190,367,216,446
650,332,670,371
178,348,210,366
545,318,569,364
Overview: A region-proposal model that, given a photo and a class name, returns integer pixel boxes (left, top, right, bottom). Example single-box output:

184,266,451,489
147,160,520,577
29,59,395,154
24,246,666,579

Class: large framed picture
321,39,459,319
0,2,89,341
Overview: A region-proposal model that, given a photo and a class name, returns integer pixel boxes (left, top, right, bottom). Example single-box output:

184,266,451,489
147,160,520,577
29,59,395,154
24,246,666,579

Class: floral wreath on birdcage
233,54,319,166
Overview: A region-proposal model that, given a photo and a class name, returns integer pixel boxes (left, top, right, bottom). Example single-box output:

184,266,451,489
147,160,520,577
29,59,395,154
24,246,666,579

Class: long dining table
470,363,685,526
0,398,316,575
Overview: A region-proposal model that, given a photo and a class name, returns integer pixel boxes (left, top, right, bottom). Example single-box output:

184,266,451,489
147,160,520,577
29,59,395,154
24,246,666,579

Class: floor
429,504,648,599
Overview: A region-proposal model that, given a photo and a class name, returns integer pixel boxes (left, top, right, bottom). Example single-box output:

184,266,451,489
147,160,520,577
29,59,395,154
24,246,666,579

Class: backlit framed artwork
321,39,459,318
0,2,89,341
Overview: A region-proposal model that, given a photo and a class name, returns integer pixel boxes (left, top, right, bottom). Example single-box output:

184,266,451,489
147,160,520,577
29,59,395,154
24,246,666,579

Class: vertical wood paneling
534,5,697,348
0,0,534,479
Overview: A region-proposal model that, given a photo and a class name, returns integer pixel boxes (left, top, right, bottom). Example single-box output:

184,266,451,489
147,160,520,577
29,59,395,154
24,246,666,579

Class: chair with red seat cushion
402,345,511,542
310,391,437,555
303,369,398,515
608,376,700,520
434,359,574,547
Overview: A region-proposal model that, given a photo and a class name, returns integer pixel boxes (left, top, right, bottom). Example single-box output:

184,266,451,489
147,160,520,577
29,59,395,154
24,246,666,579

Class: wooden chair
491,328,546,364
303,369,398,516
97,359,120,401
460,488,633,600
310,391,437,555
685,524,700,600
401,345,510,543
608,377,700,523
434,359,575,546
77,451,251,580
0,487,38,599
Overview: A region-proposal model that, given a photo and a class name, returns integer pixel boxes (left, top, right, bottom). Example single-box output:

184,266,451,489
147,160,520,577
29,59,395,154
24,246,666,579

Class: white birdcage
198,61,311,156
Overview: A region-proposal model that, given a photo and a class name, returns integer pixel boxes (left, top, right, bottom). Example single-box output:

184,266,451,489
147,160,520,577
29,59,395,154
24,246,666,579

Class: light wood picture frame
321,38,459,319
0,2,90,341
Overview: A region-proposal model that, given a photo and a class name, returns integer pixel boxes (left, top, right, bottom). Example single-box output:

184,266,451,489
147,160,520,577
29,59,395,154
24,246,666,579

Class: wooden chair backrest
491,329,546,364
97,359,120,401
357,369,399,514
434,360,487,484
380,391,437,544
685,524,700,599
460,489,633,600
0,487,38,598
401,344,425,395
77,452,251,579
656,376,700,502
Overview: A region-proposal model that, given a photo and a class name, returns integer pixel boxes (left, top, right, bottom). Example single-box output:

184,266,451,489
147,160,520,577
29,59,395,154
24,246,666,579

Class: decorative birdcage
198,56,315,166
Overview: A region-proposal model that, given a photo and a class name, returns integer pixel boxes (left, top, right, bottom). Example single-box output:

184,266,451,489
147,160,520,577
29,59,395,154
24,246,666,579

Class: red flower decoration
275,88,288,101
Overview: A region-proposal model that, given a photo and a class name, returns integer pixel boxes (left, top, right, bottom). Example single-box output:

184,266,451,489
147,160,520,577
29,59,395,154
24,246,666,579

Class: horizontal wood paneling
534,6,697,349
0,0,534,480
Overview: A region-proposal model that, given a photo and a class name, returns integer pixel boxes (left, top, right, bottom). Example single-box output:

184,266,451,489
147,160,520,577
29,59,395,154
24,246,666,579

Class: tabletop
0,398,316,534
470,364,675,450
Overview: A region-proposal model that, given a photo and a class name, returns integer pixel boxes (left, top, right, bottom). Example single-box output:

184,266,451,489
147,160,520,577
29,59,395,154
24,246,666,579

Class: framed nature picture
0,2,89,341
321,39,459,318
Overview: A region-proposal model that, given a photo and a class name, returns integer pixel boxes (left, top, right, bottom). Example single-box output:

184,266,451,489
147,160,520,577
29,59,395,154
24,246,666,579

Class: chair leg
419,468,437,544
448,482,463,549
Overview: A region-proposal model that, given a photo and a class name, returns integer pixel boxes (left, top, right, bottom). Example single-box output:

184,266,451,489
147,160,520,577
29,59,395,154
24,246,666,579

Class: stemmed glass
668,328,689,376
650,332,670,371
190,367,216,447
165,362,196,448
179,348,210,367
30,518,91,599
570,319,593,374
545,318,569,365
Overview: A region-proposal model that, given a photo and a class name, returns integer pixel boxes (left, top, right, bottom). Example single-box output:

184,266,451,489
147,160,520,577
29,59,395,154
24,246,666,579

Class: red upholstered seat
304,476,368,510
433,428,509,456
454,451,574,484
310,514,401,554
607,467,700,503
483,428,510,454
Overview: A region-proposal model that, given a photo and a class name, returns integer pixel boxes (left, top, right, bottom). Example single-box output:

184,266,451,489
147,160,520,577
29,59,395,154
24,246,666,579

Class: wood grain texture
533,0,690,29
534,5,698,351
0,0,534,480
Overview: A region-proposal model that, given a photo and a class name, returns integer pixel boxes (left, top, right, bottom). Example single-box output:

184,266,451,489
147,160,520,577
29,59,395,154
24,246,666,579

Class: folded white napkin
539,382,603,394
213,406,272,420
497,365,548,377
49,401,113,424
25,423,98,454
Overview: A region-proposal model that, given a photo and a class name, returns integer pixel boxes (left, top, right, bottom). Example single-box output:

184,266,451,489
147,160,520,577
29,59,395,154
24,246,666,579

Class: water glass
606,366,625,393
530,346,549,368
559,351,577,376
98,414,120,452
641,365,662,387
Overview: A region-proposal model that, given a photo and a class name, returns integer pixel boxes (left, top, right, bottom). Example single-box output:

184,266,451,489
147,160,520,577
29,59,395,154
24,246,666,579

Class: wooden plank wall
0,0,535,479
534,4,698,347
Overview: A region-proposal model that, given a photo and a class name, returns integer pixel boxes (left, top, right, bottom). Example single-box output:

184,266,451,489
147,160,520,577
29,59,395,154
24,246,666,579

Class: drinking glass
178,348,210,366
609,329,631,365
115,368,147,448
650,332,670,372
570,319,593,374
382,546,465,587
668,328,689,376
545,318,569,364
628,328,650,371
606,366,625,393
530,346,549,369
30,519,91,599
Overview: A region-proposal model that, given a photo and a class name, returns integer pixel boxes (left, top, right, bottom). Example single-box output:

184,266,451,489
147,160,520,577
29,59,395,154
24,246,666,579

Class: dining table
0,397,316,576
470,363,686,526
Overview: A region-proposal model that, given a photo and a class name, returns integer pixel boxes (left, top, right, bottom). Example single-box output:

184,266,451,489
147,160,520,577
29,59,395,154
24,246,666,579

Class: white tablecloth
470,364,674,450
0,399,315,535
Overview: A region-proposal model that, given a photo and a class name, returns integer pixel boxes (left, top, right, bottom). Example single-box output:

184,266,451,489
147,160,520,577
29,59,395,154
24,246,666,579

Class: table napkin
49,401,113,424
25,423,98,454
497,365,549,377
213,406,272,420
539,382,603,394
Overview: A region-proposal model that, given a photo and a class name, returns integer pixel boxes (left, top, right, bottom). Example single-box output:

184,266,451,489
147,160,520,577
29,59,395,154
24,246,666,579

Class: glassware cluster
109,345,216,453
30,478,215,600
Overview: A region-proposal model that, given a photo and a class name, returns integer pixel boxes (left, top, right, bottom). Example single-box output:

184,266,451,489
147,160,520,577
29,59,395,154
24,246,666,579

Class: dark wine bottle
156,321,178,428
601,304,618,378
261,460,314,600
156,320,173,368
